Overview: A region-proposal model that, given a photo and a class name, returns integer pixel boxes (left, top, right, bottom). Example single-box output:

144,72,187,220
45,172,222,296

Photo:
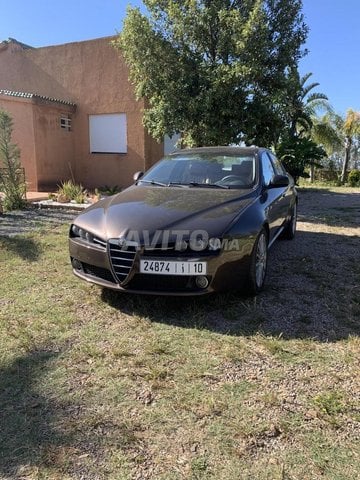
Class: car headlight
70,225,93,243
85,231,94,243
70,225,106,249
71,225,80,237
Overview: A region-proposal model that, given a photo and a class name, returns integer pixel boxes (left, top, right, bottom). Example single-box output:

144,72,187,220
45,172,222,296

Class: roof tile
0,89,76,107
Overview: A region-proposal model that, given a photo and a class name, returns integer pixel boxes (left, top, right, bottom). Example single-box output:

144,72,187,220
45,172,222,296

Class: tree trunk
310,163,315,183
340,137,352,183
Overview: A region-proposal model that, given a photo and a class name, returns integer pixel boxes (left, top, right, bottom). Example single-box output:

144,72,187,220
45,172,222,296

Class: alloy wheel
255,232,268,288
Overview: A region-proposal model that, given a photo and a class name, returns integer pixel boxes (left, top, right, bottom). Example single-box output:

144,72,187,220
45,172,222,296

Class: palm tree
276,70,330,182
312,109,360,183
286,70,330,139
341,110,360,182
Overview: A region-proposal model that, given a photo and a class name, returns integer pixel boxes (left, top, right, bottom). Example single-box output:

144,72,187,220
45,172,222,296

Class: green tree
341,110,360,182
285,70,330,138
275,70,329,181
276,135,326,184
116,0,308,147
0,109,26,211
312,110,360,183
311,113,343,155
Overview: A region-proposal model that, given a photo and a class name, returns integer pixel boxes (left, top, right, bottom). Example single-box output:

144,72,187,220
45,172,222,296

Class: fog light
71,258,82,271
195,275,209,289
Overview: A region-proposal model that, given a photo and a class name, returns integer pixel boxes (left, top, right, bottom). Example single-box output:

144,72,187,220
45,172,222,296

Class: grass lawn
0,188,359,479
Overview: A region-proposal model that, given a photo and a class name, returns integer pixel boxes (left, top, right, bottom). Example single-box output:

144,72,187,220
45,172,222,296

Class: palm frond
311,121,343,154
344,109,360,136
302,82,320,98
306,92,329,103
300,72,313,86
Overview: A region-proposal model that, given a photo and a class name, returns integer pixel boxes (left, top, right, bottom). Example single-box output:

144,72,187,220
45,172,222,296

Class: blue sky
1,0,358,115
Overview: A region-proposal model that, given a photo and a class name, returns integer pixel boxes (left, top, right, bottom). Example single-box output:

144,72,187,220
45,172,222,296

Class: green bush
348,169,360,187
276,136,326,184
57,180,86,202
98,185,122,196
0,109,27,211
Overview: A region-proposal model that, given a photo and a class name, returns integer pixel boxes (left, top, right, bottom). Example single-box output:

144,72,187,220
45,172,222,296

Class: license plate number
140,260,207,276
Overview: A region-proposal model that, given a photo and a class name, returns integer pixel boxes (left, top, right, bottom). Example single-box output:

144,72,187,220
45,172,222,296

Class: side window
268,152,286,175
261,153,276,186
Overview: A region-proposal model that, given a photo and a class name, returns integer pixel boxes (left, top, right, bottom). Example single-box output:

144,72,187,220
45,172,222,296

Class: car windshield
139,153,257,189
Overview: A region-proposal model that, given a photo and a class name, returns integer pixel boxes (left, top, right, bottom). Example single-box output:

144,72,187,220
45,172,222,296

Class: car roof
168,146,264,156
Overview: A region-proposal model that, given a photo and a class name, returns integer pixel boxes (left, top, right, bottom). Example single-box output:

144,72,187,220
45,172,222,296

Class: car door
267,151,294,225
260,152,288,243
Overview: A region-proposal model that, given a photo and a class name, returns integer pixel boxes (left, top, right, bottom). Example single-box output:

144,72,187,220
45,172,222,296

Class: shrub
0,109,27,211
348,169,360,187
57,180,86,203
98,185,122,196
276,136,326,184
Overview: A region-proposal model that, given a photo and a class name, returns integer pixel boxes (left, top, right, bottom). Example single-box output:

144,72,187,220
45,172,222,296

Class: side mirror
133,171,144,182
269,174,289,188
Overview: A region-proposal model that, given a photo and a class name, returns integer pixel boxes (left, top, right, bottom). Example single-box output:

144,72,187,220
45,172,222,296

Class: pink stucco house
0,37,164,191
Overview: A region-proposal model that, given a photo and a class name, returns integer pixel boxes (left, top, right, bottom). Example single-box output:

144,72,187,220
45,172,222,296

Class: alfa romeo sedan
69,147,297,295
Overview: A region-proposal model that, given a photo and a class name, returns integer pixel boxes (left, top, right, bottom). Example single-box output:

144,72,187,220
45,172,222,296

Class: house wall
0,96,37,189
32,101,76,190
0,37,164,190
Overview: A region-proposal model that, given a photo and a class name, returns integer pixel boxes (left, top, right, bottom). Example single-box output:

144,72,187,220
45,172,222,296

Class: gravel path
0,207,79,236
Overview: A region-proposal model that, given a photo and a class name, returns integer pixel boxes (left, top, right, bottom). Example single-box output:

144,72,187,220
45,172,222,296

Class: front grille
108,239,137,284
128,274,203,292
81,262,115,283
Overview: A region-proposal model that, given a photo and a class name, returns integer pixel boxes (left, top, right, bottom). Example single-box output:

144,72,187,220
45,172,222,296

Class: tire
282,202,297,240
247,228,268,295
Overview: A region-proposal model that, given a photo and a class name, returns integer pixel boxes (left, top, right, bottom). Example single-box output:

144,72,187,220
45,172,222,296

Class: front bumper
69,236,253,295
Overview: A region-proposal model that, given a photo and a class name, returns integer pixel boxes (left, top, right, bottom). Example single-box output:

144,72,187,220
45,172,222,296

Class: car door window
261,153,276,186
268,152,286,175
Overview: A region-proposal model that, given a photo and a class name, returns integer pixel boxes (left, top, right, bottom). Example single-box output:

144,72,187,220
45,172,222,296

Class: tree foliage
277,135,326,183
283,70,330,138
312,109,360,183
116,0,308,147
275,71,329,180
0,109,26,211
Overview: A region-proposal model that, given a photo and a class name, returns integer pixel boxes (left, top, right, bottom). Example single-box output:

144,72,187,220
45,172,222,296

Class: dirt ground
254,187,360,341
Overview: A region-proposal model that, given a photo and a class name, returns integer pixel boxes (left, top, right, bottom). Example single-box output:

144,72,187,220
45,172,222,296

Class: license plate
140,260,207,276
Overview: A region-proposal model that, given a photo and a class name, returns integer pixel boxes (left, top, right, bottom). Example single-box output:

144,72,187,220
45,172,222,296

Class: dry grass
0,187,359,479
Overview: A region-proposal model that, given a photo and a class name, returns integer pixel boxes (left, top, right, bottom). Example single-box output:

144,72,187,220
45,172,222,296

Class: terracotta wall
0,37,164,190
33,101,76,190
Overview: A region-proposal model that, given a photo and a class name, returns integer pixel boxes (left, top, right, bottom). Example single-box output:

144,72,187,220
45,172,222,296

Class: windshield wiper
139,179,168,187
140,180,230,189
167,182,193,188
186,182,230,189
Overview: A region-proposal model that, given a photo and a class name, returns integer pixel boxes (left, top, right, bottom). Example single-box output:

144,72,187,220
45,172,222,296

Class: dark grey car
69,147,297,295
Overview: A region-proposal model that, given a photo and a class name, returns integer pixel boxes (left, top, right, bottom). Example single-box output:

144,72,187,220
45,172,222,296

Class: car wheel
247,228,268,295
282,202,297,240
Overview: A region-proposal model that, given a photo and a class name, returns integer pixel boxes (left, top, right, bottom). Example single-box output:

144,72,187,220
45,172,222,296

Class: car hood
74,185,255,241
